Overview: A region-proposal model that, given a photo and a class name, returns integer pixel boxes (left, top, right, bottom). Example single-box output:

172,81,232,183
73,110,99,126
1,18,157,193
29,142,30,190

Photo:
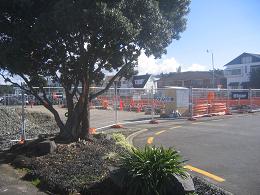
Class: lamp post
207,50,215,88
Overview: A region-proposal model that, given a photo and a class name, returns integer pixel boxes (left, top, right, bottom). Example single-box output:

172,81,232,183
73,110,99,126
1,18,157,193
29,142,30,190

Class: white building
224,52,260,89
102,74,158,97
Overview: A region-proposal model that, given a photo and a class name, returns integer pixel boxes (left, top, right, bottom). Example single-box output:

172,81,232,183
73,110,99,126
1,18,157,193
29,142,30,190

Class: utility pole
207,50,215,88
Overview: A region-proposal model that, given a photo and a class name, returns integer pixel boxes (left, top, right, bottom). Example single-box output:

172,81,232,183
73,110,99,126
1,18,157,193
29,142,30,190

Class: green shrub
120,146,187,195
112,133,133,151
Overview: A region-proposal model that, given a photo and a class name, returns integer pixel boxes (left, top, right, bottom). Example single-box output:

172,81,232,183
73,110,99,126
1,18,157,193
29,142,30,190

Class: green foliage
112,133,133,151
16,167,31,174
250,69,260,88
0,0,190,88
120,146,187,195
0,0,190,139
31,178,41,187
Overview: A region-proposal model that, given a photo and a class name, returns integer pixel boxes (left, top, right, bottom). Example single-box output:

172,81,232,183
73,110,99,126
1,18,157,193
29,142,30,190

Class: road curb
126,129,148,146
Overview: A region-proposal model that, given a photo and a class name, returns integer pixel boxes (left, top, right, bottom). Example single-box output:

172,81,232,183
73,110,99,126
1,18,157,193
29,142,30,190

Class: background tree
250,69,260,88
176,66,182,73
0,0,190,140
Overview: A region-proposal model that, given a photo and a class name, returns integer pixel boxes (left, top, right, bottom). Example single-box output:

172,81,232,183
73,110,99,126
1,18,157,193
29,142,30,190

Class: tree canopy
0,0,191,140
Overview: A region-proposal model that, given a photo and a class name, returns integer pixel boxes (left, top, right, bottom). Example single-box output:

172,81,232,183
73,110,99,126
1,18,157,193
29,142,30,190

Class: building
132,74,157,89
102,74,158,97
102,74,157,89
157,71,225,88
224,52,260,89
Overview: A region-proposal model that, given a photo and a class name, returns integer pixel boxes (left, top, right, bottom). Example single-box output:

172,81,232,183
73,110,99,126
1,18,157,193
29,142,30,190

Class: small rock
12,155,32,168
108,167,128,189
35,140,57,156
174,173,195,193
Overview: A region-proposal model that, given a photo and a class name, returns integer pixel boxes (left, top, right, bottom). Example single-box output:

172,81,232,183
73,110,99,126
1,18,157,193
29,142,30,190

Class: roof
159,71,218,81
132,74,151,88
224,52,260,66
163,86,188,90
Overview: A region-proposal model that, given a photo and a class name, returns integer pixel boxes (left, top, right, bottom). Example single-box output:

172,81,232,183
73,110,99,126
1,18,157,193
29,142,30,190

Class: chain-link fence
1,86,260,129
191,88,260,118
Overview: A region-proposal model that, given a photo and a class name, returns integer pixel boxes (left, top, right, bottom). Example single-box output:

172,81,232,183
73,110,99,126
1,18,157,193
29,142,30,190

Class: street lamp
207,50,215,88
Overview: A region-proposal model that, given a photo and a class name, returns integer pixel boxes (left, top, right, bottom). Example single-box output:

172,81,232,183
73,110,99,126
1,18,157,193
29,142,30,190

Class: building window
231,69,241,75
191,80,203,86
173,80,183,86
245,66,247,73
241,56,252,64
135,79,144,85
250,65,260,73
224,69,241,76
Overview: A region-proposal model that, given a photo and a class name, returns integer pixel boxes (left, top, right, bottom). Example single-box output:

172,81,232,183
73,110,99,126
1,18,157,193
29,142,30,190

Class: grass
16,167,30,174
31,178,41,187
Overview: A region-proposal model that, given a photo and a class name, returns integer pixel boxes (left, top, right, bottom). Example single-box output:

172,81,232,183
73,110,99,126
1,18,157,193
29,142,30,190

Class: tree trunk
60,96,84,141
80,99,90,139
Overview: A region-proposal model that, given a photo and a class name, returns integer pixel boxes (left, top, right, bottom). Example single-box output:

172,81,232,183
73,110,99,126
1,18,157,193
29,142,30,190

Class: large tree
0,0,190,140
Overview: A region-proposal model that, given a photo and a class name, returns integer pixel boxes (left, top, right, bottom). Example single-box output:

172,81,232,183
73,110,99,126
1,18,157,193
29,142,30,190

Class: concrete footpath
0,152,46,195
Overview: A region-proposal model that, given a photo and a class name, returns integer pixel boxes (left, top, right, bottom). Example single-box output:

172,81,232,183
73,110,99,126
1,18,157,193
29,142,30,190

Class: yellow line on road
147,137,154,144
170,125,182,129
184,165,225,182
155,130,166,135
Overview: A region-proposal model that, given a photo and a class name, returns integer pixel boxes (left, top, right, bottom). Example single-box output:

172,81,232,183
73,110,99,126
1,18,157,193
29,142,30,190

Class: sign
155,96,174,102
231,92,249,99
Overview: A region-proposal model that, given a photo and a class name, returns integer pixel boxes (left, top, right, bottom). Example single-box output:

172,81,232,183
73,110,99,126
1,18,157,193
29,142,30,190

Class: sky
1,0,260,84
137,0,260,75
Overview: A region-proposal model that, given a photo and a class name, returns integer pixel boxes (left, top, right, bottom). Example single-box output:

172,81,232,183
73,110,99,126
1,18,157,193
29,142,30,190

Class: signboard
155,96,174,102
231,92,249,99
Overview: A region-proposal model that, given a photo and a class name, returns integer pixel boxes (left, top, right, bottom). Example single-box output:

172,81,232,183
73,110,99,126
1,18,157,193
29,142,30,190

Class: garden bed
5,133,232,195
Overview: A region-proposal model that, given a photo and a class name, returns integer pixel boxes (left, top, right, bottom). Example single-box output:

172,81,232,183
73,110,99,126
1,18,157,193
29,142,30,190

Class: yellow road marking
155,130,166,135
192,122,205,124
170,125,182,129
184,165,225,182
147,137,154,144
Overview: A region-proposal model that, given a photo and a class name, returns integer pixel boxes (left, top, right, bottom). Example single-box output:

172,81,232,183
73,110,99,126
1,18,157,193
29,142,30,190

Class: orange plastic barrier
209,103,226,116
102,100,108,109
193,104,208,117
89,128,96,134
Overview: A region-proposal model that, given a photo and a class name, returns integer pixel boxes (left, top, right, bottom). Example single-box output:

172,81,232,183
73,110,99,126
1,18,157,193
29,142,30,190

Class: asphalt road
132,113,260,195
24,105,155,129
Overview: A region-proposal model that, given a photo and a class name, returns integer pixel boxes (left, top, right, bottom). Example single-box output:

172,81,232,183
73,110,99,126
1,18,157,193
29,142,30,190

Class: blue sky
138,0,260,74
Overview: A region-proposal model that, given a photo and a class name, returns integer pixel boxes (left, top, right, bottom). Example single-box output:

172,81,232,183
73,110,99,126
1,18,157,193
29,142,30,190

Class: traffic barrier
89,128,96,134
111,124,124,128
209,103,226,116
193,104,208,117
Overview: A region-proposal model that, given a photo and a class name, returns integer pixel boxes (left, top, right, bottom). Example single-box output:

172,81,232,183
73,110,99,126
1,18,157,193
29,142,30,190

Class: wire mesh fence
1,86,260,129
191,88,260,118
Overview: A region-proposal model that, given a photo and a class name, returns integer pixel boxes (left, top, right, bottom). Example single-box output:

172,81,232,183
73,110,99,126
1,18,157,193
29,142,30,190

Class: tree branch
89,61,132,100
1,72,65,130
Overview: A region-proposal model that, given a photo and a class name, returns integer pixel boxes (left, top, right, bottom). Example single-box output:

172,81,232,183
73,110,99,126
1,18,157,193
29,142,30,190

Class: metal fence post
21,86,26,141
151,86,154,121
4,94,6,106
189,86,193,118
249,88,252,112
114,81,118,125
227,88,229,111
